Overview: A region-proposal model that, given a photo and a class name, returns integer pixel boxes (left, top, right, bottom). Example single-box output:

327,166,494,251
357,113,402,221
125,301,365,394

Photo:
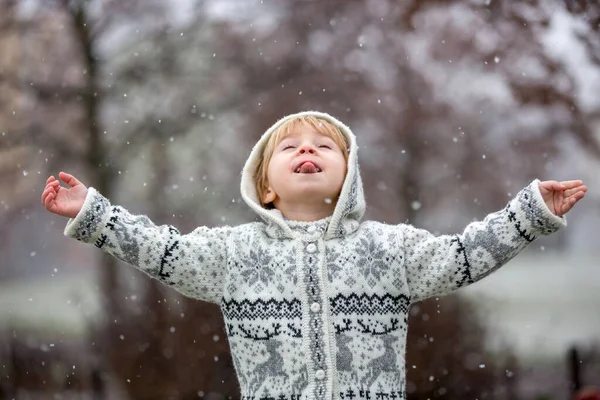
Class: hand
41,172,88,218
539,180,587,216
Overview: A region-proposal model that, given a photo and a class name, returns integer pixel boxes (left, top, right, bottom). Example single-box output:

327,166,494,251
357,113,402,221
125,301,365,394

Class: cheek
339,169,348,186
337,158,348,181
266,158,285,184
265,166,276,186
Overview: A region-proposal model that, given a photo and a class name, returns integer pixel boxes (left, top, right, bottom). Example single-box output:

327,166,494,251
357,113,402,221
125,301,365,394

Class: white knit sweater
65,111,566,400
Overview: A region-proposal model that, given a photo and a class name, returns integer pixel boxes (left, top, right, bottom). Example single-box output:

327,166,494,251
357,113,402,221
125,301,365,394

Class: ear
263,187,277,204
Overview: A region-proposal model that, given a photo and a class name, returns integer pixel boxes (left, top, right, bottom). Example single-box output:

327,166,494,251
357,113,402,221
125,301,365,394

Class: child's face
263,123,347,207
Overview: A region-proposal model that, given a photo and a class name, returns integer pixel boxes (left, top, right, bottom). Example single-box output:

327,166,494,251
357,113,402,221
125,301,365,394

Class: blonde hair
255,116,349,207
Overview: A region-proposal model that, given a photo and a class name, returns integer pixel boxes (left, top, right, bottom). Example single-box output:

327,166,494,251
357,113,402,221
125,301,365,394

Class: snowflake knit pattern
64,111,566,400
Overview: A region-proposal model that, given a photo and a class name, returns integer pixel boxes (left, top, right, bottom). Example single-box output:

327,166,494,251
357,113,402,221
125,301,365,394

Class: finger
44,191,55,211
41,186,54,203
46,175,56,184
45,181,59,190
560,192,585,215
559,180,584,189
42,192,51,208
571,190,586,201
41,188,49,205
550,181,566,191
565,190,586,202
59,171,81,188
539,180,556,189
539,180,565,192
42,184,57,199
563,186,587,198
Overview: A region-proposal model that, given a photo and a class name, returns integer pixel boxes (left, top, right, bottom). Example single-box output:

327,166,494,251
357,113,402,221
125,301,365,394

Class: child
42,111,586,400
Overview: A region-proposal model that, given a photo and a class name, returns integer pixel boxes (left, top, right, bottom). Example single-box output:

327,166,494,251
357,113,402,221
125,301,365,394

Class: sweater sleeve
64,187,230,304
400,179,566,303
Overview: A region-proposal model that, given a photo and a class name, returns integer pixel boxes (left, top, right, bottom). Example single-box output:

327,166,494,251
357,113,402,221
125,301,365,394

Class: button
306,243,317,253
307,225,316,233
310,302,321,313
315,369,325,380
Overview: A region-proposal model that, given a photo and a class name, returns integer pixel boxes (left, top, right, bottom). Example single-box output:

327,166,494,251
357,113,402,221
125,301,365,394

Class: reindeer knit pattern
64,111,566,400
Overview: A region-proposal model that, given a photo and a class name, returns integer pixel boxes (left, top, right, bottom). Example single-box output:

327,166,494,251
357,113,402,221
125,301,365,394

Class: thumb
59,171,83,188
539,180,565,193
549,180,566,192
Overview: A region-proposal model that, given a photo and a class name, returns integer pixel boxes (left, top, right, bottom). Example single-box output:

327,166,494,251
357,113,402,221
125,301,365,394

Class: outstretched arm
401,179,586,303
42,172,230,303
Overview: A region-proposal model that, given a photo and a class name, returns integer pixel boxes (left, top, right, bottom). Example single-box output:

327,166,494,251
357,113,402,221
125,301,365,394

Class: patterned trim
239,389,406,400
333,317,402,335
226,321,302,341
223,294,409,338
222,298,302,320
330,293,410,316
451,236,474,287
157,226,182,278
339,389,405,399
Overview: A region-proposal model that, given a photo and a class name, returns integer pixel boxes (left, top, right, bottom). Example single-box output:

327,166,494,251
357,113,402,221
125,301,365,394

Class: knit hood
240,111,365,239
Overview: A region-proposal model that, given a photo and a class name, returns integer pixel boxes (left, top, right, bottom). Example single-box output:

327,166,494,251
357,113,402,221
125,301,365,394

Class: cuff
63,187,111,243
519,179,567,236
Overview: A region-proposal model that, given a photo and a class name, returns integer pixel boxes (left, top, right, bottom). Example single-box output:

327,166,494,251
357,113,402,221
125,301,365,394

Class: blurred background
1,0,599,399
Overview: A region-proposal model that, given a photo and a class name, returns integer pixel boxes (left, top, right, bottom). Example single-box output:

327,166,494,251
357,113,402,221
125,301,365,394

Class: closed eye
319,145,331,149
282,145,295,150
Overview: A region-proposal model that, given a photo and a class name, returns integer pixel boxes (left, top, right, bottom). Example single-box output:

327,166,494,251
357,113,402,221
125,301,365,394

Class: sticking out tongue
299,162,318,173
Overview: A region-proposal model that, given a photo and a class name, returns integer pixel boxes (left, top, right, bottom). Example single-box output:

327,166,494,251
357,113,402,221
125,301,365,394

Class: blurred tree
0,0,238,397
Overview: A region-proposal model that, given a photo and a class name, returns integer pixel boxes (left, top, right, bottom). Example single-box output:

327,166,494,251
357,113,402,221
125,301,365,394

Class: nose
297,142,316,155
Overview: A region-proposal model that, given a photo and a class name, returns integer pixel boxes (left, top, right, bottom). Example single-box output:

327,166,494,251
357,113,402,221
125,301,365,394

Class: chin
294,190,339,204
